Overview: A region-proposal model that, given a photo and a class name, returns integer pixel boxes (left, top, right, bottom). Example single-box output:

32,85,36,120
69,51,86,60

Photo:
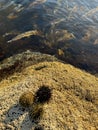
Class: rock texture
0,51,98,130
0,50,58,81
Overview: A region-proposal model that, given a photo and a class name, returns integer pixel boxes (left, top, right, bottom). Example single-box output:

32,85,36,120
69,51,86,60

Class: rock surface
0,51,98,130
0,50,58,81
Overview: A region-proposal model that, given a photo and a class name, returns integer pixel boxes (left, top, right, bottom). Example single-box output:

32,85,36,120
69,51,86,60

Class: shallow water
0,0,98,73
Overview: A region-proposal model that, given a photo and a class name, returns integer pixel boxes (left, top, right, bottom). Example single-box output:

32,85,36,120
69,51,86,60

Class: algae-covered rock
0,53,98,130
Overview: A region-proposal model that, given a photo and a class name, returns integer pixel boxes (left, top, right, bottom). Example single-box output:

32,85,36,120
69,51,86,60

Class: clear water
0,0,98,73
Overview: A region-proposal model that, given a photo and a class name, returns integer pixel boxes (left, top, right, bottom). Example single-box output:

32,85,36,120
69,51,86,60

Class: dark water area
0,0,98,74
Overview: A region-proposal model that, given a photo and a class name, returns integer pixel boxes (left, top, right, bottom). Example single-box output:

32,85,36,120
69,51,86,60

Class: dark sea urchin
34,86,52,104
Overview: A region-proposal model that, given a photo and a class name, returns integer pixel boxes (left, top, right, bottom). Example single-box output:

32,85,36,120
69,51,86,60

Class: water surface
0,0,98,74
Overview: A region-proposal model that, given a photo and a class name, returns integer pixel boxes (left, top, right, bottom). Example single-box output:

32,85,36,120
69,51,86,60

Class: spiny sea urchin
29,103,43,123
34,86,52,104
19,91,33,108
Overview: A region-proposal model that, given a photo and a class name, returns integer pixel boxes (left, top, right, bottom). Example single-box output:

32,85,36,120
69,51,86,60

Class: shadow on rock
3,103,43,129
20,114,35,130
4,103,26,123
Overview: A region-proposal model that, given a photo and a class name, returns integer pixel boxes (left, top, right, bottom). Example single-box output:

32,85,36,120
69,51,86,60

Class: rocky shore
0,51,98,130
